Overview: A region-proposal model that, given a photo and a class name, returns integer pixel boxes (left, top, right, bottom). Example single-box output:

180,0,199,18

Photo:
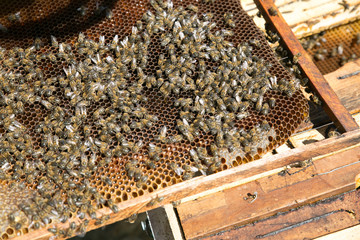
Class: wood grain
177,145,360,239
242,0,360,38
324,59,360,115
254,0,359,133
202,190,360,240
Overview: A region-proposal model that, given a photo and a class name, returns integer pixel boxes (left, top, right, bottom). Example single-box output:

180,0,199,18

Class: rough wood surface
315,224,360,240
177,145,360,239
242,0,360,38
254,0,359,133
202,190,360,240
324,59,360,115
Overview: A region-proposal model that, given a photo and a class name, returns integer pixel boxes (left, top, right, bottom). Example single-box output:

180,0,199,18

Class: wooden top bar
254,0,359,133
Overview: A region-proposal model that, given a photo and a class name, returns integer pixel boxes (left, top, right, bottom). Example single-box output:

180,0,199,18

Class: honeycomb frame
0,0,308,239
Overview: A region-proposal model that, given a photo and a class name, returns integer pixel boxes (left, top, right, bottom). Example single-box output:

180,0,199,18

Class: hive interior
302,19,360,75
0,0,308,239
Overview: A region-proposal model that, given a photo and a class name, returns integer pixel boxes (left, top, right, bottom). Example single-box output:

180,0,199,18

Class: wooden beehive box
0,0,359,239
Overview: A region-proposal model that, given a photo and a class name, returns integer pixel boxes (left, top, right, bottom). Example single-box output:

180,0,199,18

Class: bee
314,53,325,61
268,7,278,16
40,100,53,110
261,103,270,115
238,101,250,112
8,12,21,22
224,12,235,27
187,4,198,12
268,97,276,108
158,126,167,143
249,39,261,48
183,172,194,180
77,5,88,16
148,143,161,161
169,162,184,176
208,161,221,174
130,121,144,129
50,35,58,48
356,33,360,45
337,44,344,55
132,140,144,153
101,176,112,186
255,95,263,112
261,120,271,132
236,112,249,120
93,107,105,119
147,196,164,207
145,160,156,169
34,37,43,50
48,227,58,234
128,213,138,224
189,149,200,163
339,0,350,11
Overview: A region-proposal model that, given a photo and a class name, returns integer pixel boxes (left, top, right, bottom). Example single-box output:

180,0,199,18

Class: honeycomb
302,19,360,75
0,0,308,239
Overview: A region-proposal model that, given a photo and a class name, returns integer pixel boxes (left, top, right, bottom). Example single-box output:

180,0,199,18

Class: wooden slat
315,224,360,240
254,0,359,133
242,0,360,38
324,58,360,115
202,190,360,240
177,145,360,239
14,129,360,240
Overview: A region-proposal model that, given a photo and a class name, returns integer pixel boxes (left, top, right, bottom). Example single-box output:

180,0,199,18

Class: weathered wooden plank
241,0,360,38
324,59,360,115
315,224,360,240
177,145,360,239
254,0,359,133
202,190,360,240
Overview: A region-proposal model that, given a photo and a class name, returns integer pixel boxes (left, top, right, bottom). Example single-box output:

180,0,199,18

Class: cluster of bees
0,0,301,238
301,31,360,66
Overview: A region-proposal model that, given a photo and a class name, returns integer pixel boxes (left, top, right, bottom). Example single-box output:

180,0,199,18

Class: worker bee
261,103,270,115
355,33,360,45
132,140,144,153
249,39,261,48
339,0,350,11
148,143,161,161
8,12,21,22
34,37,43,50
128,213,138,224
147,196,164,207
187,4,198,12
255,95,263,112
183,172,194,180
224,12,235,27
155,125,167,143
50,35,58,48
101,176,112,186
268,7,278,16
145,160,156,169
238,101,250,112
268,97,276,108
337,44,344,55
77,5,88,16
169,162,184,176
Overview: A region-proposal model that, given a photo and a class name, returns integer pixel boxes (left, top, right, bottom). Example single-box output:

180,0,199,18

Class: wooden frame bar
254,0,359,133
177,143,360,239
201,190,360,240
